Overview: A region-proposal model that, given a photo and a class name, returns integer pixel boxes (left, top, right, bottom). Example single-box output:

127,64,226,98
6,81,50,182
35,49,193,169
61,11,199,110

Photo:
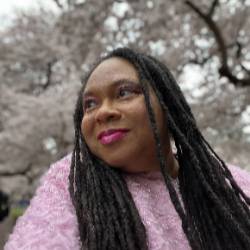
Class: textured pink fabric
4,154,250,250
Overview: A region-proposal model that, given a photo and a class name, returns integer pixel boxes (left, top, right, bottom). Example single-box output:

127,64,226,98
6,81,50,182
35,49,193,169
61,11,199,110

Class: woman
5,48,250,249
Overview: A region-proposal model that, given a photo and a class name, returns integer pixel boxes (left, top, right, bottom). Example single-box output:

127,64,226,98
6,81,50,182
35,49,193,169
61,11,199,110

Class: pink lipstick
98,129,129,145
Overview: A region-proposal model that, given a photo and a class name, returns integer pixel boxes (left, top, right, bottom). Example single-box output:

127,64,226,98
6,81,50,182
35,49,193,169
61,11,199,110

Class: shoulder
38,153,72,192
227,164,250,196
4,153,81,250
44,153,72,179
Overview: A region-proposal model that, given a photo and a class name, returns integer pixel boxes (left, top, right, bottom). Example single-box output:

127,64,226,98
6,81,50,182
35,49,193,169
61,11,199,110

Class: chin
103,158,124,168
96,149,127,166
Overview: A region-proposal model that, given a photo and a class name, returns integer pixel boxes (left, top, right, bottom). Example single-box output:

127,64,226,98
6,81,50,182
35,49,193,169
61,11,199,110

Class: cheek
133,104,155,141
81,118,86,137
81,116,93,143
130,102,152,134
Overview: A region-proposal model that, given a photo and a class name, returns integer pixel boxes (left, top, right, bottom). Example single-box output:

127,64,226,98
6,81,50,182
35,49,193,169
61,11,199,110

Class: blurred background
0,0,250,248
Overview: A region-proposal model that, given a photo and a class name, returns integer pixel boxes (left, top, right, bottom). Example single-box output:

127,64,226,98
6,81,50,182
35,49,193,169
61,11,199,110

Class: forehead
84,57,139,91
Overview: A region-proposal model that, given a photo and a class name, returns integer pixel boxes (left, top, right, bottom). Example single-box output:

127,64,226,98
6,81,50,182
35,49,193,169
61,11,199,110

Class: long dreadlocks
69,47,250,250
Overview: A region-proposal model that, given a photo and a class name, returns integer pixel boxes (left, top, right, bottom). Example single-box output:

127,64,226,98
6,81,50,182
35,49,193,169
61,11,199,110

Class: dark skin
81,57,179,178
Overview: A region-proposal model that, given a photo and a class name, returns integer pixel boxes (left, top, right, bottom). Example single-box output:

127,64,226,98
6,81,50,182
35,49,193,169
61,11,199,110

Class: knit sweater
4,154,250,250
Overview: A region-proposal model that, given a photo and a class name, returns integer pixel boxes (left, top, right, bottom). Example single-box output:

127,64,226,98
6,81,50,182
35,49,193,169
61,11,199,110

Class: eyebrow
83,78,140,98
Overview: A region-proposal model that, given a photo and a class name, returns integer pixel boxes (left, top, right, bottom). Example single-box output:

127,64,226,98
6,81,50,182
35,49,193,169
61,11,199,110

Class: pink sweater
4,154,250,250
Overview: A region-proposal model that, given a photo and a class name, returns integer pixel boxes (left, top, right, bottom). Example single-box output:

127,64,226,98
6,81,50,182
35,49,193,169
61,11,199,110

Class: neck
136,150,179,179
165,151,179,179
121,144,179,178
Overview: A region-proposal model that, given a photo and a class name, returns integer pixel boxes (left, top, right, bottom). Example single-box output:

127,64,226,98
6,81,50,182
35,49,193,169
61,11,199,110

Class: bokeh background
0,0,250,248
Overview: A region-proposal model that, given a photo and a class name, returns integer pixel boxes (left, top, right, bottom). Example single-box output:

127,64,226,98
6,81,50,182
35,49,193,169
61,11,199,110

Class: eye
118,88,133,98
83,98,98,112
118,85,141,99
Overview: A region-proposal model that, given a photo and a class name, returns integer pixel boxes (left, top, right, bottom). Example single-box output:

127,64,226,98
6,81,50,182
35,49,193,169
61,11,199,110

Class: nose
95,101,121,124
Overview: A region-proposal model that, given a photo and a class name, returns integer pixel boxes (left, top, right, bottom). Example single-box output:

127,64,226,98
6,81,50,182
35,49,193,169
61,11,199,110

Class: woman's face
81,57,171,173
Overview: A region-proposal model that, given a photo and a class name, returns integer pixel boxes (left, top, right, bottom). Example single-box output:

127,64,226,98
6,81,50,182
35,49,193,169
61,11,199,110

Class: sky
0,0,58,30
0,0,58,17
0,0,34,16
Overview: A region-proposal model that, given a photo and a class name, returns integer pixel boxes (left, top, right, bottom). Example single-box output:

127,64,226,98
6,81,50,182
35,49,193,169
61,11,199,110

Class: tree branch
0,163,32,176
52,0,64,9
208,0,220,17
240,63,250,75
189,54,213,66
185,0,250,87
43,59,57,90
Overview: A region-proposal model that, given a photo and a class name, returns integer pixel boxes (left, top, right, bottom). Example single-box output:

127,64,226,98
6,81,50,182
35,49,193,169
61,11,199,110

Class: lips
98,129,129,145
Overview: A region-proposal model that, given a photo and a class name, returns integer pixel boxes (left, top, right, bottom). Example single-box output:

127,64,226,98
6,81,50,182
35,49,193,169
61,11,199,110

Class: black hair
69,47,250,250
